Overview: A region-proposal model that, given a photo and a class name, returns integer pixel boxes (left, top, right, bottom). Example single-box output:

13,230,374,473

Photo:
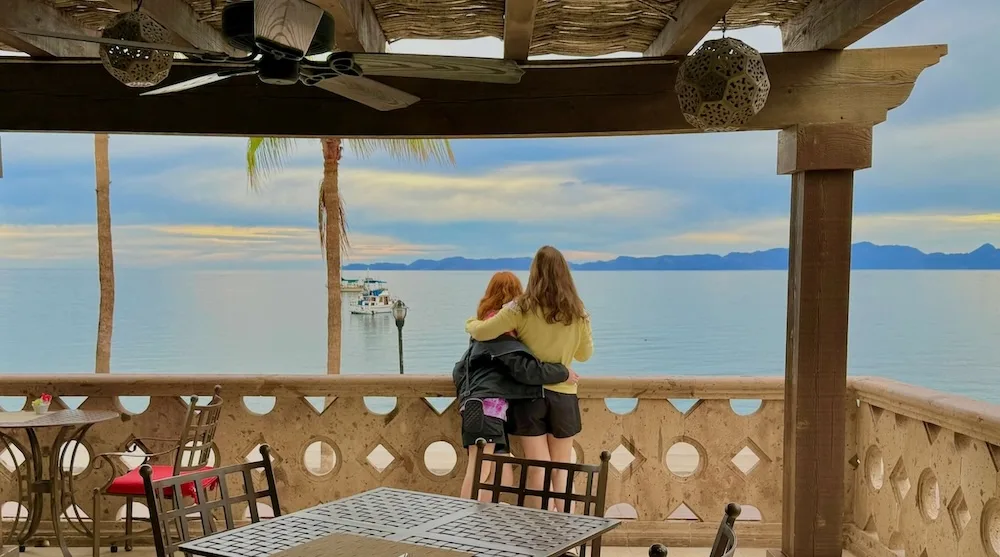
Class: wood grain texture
0,45,945,137
354,53,523,83
782,167,855,557
102,0,240,56
274,534,472,557
781,0,926,52
311,0,387,52
0,0,98,57
503,0,538,61
643,0,739,56
255,0,325,57
777,123,872,175
314,75,419,111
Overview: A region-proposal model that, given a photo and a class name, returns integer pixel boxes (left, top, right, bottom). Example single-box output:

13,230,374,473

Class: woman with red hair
454,271,574,501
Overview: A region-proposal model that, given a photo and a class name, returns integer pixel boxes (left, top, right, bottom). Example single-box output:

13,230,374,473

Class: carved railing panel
0,375,784,547
848,378,1000,557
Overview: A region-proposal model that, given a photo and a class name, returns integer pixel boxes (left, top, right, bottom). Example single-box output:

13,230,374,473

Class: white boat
341,278,364,292
349,285,397,315
341,271,384,293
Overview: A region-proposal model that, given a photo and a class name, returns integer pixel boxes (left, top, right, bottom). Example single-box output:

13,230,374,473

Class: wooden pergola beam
0,0,98,58
0,45,944,137
644,0,739,56
781,0,925,52
503,0,538,61
102,0,241,56
311,0,387,53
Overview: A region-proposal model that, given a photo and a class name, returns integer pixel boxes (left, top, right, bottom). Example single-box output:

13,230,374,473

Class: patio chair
140,445,282,557
648,502,741,557
91,386,224,555
471,438,611,557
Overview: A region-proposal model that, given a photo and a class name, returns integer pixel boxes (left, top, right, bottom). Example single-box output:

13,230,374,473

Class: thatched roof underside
33,0,811,57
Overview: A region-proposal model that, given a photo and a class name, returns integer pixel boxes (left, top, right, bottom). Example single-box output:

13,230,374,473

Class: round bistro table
0,409,120,556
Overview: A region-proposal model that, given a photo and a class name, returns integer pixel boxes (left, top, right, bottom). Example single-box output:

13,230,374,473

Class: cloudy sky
1,0,997,269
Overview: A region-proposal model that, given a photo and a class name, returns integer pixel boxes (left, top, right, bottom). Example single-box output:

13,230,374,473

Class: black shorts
461,400,509,452
507,391,582,438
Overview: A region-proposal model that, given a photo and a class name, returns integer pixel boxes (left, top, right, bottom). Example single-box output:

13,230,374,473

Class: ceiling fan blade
353,53,524,84
2,28,223,57
313,76,419,112
140,69,257,96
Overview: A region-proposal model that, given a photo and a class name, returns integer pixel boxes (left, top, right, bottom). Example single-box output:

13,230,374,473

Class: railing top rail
850,375,1000,446
0,374,784,399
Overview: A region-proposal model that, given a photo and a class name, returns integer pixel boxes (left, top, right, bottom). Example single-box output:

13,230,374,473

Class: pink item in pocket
482,398,509,421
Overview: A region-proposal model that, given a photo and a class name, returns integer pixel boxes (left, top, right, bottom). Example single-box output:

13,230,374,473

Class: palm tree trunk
320,138,342,374
94,134,114,374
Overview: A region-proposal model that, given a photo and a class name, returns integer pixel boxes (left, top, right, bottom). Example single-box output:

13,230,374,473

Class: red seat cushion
106,465,219,498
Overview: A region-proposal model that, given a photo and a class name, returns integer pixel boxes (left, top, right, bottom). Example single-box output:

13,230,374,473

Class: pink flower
40,393,52,404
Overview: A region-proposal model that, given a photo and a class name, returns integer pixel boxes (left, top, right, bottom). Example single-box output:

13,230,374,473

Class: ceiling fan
4,0,524,111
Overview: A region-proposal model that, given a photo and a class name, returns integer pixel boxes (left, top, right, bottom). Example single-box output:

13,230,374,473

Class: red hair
477,271,524,320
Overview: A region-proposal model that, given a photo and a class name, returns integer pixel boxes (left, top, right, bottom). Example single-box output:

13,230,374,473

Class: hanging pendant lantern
675,37,771,132
99,11,173,88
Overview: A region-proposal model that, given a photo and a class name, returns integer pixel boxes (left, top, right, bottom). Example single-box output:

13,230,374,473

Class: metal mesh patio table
180,487,620,557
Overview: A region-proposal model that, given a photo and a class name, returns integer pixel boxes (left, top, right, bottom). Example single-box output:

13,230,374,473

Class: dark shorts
507,391,582,439
461,400,509,452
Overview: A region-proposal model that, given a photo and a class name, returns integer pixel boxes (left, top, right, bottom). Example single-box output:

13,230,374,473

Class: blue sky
1,0,998,269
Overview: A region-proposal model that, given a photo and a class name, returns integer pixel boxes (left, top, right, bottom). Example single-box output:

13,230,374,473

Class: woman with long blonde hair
453,271,573,501
465,246,592,510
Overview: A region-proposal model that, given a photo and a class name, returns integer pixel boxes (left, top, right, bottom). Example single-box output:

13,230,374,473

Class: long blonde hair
518,246,587,325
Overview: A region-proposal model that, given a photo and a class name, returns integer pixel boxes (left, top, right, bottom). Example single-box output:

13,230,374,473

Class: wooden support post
769,124,872,557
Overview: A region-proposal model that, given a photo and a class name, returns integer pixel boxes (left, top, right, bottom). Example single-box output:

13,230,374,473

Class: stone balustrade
846,377,1000,557
1,374,996,554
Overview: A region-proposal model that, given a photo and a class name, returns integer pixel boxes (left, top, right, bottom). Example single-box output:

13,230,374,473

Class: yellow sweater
465,304,593,395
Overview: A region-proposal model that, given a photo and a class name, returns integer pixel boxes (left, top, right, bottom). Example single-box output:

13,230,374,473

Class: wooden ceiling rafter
781,0,927,52
101,0,242,56
643,0,740,57
311,0,387,53
0,45,946,138
503,0,538,61
0,0,99,57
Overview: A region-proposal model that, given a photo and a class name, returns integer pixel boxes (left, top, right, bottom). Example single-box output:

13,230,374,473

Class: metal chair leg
91,489,101,557
124,497,133,551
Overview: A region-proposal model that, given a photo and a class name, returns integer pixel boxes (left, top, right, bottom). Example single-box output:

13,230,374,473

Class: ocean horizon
2,268,999,412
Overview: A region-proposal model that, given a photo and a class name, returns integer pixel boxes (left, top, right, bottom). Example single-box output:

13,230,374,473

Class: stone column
769,124,873,557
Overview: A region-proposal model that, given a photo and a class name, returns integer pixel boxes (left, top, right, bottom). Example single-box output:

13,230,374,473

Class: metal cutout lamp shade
99,11,173,88
675,37,771,132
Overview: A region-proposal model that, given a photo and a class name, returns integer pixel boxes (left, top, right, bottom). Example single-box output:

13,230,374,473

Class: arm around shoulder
464,305,520,341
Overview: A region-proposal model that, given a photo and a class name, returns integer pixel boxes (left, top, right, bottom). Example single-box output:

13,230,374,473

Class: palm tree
246,138,454,374
94,133,114,374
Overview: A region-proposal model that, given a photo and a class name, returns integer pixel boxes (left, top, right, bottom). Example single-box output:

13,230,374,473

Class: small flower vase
32,402,49,414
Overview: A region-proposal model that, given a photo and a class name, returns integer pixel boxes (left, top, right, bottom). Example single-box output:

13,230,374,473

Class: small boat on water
349,286,398,315
341,271,385,293
341,278,364,292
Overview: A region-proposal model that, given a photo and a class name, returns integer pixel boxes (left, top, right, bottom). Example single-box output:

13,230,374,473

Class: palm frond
345,138,455,166
246,137,299,191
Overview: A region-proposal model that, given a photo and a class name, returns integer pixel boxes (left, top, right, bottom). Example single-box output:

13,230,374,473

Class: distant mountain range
343,242,1000,271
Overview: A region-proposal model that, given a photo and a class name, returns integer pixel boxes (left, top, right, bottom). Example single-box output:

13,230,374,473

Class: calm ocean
2,269,999,408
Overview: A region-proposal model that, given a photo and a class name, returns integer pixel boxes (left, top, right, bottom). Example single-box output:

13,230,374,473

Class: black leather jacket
452,334,569,403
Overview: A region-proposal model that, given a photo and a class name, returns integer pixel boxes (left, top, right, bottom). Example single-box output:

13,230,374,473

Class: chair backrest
173,386,224,475
141,445,281,557
470,438,611,517
648,503,740,557
709,503,741,557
